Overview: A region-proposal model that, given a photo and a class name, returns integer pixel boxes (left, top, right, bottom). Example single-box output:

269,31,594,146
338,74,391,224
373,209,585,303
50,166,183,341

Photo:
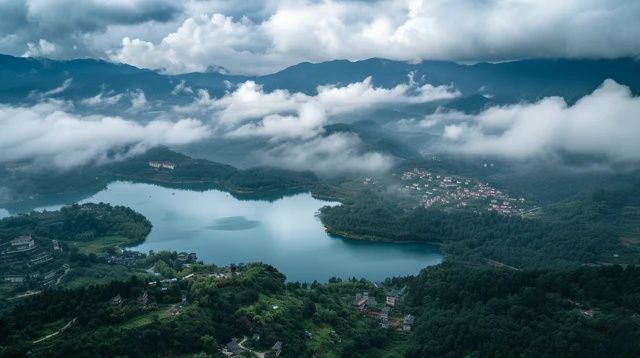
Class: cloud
22,38,56,57
28,78,73,100
228,103,325,140
80,89,124,106
129,89,148,111
178,76,458,140
109,0,640,74
173,76,448,173
110,13,278,75
0,101,209,169
261,133,395,175
434,79,640,163
0,0,182,59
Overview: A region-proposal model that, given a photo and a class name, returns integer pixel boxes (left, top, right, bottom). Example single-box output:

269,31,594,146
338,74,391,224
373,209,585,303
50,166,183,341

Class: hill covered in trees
1,261,638,357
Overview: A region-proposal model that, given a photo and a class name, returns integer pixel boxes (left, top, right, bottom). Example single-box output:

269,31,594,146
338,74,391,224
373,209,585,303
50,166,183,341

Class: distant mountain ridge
1,54,639,109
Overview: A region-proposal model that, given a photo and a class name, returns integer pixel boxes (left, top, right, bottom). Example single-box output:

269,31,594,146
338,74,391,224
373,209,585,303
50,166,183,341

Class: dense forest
1,261,638,357
405,263,640,358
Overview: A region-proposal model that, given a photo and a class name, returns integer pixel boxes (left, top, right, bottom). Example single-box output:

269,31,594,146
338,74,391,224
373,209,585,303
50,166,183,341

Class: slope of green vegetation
0,147,319,210
405,263,640,358
1,260,638,358
0,203,151,304
0,262,405,358
320,187,640,269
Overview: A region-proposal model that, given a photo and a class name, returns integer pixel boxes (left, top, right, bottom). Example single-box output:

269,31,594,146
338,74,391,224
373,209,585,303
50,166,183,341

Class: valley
1,43,640,357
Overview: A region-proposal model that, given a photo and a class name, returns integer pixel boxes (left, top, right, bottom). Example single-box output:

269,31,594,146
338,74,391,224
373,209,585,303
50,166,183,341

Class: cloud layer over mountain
1,1,639,74
432,80,640,163
0,101,209,169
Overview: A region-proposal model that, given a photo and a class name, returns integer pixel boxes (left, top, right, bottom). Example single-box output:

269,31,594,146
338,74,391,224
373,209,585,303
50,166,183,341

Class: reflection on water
207,216,261,231
19,181,444,282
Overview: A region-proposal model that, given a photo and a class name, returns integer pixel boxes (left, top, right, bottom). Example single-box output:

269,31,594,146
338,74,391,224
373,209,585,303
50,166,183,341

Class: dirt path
33,317,77,344
238,336,266,358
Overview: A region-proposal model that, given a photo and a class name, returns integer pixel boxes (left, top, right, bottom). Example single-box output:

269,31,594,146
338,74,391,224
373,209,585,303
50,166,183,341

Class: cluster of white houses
148,161,176,170
396,168,527,215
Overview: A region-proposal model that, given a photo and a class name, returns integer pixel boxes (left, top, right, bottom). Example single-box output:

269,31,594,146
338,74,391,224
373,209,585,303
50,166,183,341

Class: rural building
272,341,283,357
403,314,414,331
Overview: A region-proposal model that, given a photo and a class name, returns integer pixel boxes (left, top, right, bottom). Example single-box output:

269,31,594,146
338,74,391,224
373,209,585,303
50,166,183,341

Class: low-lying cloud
433,79,640,163
172,75,455,174
0,101,209,169
178,76,458,141
261,133,395,175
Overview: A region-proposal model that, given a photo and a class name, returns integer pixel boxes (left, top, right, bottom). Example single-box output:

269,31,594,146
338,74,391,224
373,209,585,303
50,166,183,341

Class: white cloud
171,80,194,95
172,75,448,173
261,133,395,175
177,76,458,140
0,101,209,169
28,78,73,100
129,89,148,111
80,90,124,106
110,0,640,75
22,38,56,57
228,103,325,140
435,79,640,163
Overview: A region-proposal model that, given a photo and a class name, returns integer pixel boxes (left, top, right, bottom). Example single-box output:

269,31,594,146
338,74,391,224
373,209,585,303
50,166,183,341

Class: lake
18,181,444,281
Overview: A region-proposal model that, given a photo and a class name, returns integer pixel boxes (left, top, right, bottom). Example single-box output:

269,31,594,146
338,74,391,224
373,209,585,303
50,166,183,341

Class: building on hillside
403,314,414,331
352,292,375,310
177,252,189,262
137,291,149,306
161,162,176,170
29,252,53,265
9,235,36,253
222,339,243,357
271,341,283,357
386,293,397,307
3,275,25,283
110,294,123,306
381,306,391,319
148,161,162,168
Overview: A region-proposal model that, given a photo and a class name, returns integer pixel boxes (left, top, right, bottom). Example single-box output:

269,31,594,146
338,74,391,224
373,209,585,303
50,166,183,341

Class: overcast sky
1,0,639,74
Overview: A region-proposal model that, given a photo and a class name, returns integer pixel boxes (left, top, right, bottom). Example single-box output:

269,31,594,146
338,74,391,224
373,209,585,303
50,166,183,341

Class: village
364,168,529,215
351,285,414,332
1,235,69,298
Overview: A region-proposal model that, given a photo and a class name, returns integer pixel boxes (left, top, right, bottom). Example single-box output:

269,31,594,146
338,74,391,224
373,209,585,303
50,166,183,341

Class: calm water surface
26,181,444,281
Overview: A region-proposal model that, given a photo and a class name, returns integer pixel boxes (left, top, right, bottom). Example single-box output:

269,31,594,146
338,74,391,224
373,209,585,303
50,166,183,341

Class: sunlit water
12,182,443,281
